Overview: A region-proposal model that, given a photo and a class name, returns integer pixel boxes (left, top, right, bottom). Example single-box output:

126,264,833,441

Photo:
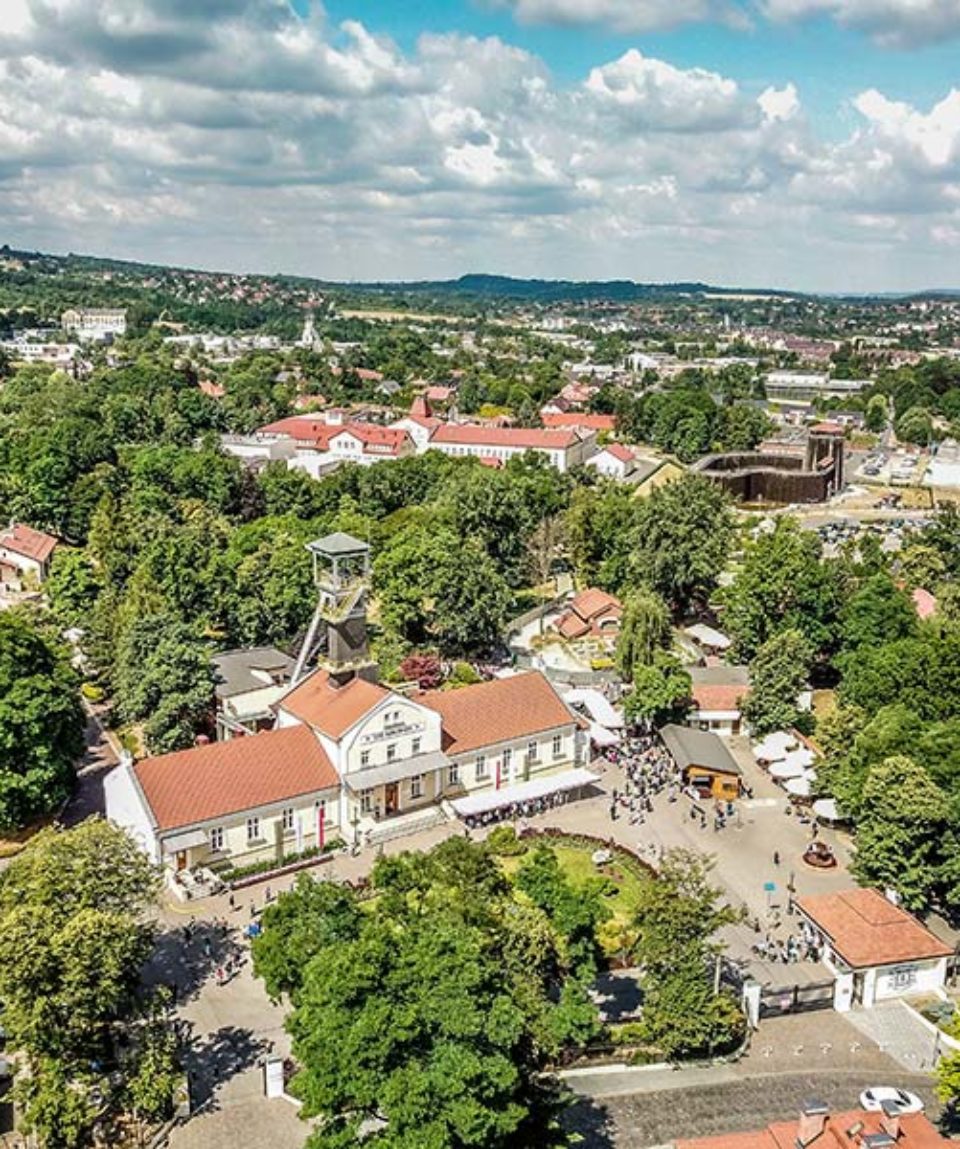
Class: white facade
826,949,948,1012
429,430,595,473
0,340,80,368
61,308,127,341
586,448,634,481
390,416,436,451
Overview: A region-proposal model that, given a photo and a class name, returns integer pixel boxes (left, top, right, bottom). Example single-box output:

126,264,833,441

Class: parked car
859,1087,924,1114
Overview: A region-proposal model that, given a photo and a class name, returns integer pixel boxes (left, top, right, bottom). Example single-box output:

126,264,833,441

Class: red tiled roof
410,395,432,418
257,416,411,456
602,443,635,464
680,1111,949,1149
556,613,590,640
278,670,391,738
329,425,411,454
426,385,454,401
542,413,616,432
430,424,580,450
570,588,622,621
1,523,58,564
691,683,749,712
809,421,845,434
797,888,952,968
199,380,225,399
134,726,337,831
417,671,575,755
913,587,938,620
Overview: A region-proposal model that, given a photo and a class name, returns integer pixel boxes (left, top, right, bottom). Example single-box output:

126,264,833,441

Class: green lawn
498,843,647,925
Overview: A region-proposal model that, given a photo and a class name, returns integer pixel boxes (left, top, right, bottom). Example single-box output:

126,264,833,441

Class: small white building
428,424,595,472
0,523,58,590
687,665,751,736
797,888,952,1011
585,443,638,482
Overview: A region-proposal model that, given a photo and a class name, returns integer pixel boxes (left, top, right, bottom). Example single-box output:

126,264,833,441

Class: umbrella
770,759,806,779
752,731,797,761
813,797,845,822
785,775,813,798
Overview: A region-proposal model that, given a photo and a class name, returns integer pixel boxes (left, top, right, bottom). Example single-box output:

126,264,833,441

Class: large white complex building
61,308,127,341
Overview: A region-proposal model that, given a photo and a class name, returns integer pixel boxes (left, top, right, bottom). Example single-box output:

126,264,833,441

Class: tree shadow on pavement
144,921,247,1005
562,1096,617,1148
182,1025,269,1112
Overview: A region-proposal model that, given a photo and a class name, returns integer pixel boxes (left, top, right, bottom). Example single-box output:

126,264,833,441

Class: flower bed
226,838,345,888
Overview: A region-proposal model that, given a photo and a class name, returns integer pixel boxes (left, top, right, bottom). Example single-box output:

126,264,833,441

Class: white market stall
752,731,797,762
450,767,598,819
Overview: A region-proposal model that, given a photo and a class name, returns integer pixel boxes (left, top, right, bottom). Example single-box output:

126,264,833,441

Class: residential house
796,888,952,1011
552,589,623,642
585,443,638,482
61,308,127,341
0,523,58,590
688,665,751,736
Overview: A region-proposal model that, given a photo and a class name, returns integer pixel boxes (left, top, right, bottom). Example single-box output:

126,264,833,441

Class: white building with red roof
796,888,952,1010
585,442,638,481
427,423,595,472
0,522,59,589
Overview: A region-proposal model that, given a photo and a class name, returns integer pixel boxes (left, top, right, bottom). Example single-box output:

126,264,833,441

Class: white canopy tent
785,772,816,798
589,722,620,748
812,797,845,822
770,759,807,780
450,767,598,819
752,731,797,762
685,623,731,651
564,688,625,729
779,747,817,771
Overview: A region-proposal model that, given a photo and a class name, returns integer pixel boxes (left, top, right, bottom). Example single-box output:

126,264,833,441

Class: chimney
797,1101,830,1148
880,1103,902,1141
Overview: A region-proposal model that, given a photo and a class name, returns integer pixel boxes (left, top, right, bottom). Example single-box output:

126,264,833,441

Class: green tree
839,573,917,652
623,653,692,728
742,629,812,736
852,756,949,910
44,548,104,628
615,588,672,681
865,394,888,433
632,850,743,1059
629,476,734,613
897,543,947,592
0,612,85,830
895,405,934,446
723,517,843,661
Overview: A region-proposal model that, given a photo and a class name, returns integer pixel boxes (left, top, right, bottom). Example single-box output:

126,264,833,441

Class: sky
0,0,959,292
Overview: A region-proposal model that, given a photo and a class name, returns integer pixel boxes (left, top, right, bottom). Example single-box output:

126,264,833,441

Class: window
410,774,423,800
209,826,224,852
412,737,421,756
361,749,370,768
246,816,260,843
282,808,295,833
360,790,373,814
527,740,538,762
448,762,460,785
502,748,512,771
315,798,326,814
386,743,397,763
552,734,563,758
475,754,488,781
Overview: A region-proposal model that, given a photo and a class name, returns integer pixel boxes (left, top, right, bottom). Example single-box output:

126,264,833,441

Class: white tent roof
813,797,845,822
770,758,807,779
563,688,625,729
785,775,814,797
780,747,816,771
451,767,598,818
589,722,620,748
685,624,731,650
752,731,797,761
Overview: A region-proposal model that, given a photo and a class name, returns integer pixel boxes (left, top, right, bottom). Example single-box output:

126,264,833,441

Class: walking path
845,1002,945,1073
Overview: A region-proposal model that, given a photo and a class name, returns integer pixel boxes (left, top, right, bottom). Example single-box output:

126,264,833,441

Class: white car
859,1087,924,1115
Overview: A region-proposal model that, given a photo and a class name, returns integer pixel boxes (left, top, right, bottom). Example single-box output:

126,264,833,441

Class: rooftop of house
796,888,952,968
912,587,938,620
277,670,391,739
430,424,581,449
600,443,635,464
212,647,295,699
660,723,742,776
677,1108,949,1149
569,588,622,620
134,725,338,832
542,412,617,432
417,671,577,756
0,522,58,564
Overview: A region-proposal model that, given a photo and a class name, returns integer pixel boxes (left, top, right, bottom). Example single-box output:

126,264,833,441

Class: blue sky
0,0,958,291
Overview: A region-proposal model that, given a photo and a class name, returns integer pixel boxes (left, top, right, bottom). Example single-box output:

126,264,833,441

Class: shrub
485,825,528,857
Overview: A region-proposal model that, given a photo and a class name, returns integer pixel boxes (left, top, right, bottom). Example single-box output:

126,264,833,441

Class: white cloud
0,0,956,289
760,0,960,46
498,0,745,33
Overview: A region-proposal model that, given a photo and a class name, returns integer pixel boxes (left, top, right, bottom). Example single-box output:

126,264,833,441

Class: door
175,850,187,873
384,783,399,816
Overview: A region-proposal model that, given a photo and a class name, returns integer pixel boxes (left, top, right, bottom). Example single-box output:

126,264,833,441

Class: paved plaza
149,745,931,1149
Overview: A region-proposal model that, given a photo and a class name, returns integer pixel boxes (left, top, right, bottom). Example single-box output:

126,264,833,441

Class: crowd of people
461,787,575,831
599,733,682,825
751,920,823,965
